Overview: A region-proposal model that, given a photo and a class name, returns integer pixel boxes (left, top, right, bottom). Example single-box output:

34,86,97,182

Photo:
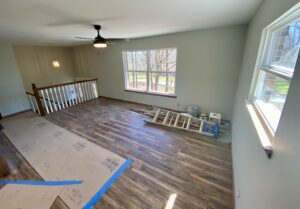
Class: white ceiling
0,0,262,46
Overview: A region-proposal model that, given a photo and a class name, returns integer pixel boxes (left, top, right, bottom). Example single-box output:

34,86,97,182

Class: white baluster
76,83,82,103
67,85,75,106
72,84,79,104
94,80,99,98
49,88,57,111
62,85,69,107
53,87,61,110
89,82,94,99
45,89,53,112
40,90,49,114
83,82,89,101
33,97,40,114
88,81,93,100
81,82,87,102
58,86,65,109
28,94,35,112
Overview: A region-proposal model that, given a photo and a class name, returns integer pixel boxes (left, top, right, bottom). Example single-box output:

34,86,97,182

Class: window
123,48,177,96
251,6,300,135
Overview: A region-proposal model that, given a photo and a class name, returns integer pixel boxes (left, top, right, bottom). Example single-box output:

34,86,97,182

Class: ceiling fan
75,25,127,48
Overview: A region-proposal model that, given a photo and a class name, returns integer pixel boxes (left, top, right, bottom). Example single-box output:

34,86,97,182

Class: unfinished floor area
1,98,233,209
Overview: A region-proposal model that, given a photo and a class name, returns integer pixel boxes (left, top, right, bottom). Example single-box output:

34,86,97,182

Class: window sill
245,100,273,159
124,89,177,98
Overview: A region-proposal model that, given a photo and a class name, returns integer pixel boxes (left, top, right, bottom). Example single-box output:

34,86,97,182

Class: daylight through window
123,48,177,95
252,14,300,133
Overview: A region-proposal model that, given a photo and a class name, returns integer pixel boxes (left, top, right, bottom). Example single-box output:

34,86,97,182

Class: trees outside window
123,48,177,95
252,16,300,133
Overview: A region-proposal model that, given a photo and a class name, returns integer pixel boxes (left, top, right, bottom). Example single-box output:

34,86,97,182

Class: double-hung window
123,48,177,96
251,5,300,136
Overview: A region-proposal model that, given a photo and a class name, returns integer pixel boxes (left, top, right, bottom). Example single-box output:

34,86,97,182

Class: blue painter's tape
0,180,83,186
82,158,132,209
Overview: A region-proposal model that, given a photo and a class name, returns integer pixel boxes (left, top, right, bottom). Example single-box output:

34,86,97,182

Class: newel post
32,83,46,116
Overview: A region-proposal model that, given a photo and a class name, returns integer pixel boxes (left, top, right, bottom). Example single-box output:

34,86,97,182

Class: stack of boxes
200,112,222,139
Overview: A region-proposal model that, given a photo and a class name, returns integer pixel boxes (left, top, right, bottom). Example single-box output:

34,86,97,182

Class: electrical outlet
176,103,180,108
237,189,240,199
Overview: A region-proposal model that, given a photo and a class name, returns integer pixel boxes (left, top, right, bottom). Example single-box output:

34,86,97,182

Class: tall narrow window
123,48,177,95
251,7,300,134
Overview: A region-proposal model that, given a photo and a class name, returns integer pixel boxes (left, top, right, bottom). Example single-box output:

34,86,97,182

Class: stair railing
26,78,98,116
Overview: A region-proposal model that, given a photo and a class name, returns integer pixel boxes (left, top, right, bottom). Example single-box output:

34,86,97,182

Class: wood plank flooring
0,98,233,209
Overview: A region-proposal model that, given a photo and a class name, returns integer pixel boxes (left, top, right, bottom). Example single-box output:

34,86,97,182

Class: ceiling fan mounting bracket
94,25,101,30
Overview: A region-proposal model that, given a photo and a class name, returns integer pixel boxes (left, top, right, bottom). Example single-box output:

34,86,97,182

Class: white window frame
247,2,300,158
122,48,177,97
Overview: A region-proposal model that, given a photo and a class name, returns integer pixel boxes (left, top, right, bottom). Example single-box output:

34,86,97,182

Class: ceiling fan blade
106,38,130,44
74,36,94,40
77,41,92,45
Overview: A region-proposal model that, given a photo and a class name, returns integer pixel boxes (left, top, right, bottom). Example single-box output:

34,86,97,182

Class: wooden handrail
32,84,46,116
26,91,34,96
29,79,99,116
37,78,98,90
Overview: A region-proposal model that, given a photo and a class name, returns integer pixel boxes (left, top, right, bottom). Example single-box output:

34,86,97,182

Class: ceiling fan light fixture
93,42,107,48
93,35,107,48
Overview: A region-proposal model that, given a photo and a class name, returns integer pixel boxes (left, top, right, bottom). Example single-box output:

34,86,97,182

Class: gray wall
13,46,76,92
232,0,300,209
72,25,247,120
0,43,30,116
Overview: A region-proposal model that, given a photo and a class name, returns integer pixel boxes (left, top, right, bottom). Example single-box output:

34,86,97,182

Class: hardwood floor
0,98,233,209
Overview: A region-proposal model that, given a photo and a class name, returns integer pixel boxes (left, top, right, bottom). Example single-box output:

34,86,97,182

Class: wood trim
1,109,31,119
124,89,177,98
231,151,236,209
37,78,97,90
245,101,273,159
251,101,275,140
26,91,34,96
260,67,292,80
99,96,181,113
32,83,46,116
